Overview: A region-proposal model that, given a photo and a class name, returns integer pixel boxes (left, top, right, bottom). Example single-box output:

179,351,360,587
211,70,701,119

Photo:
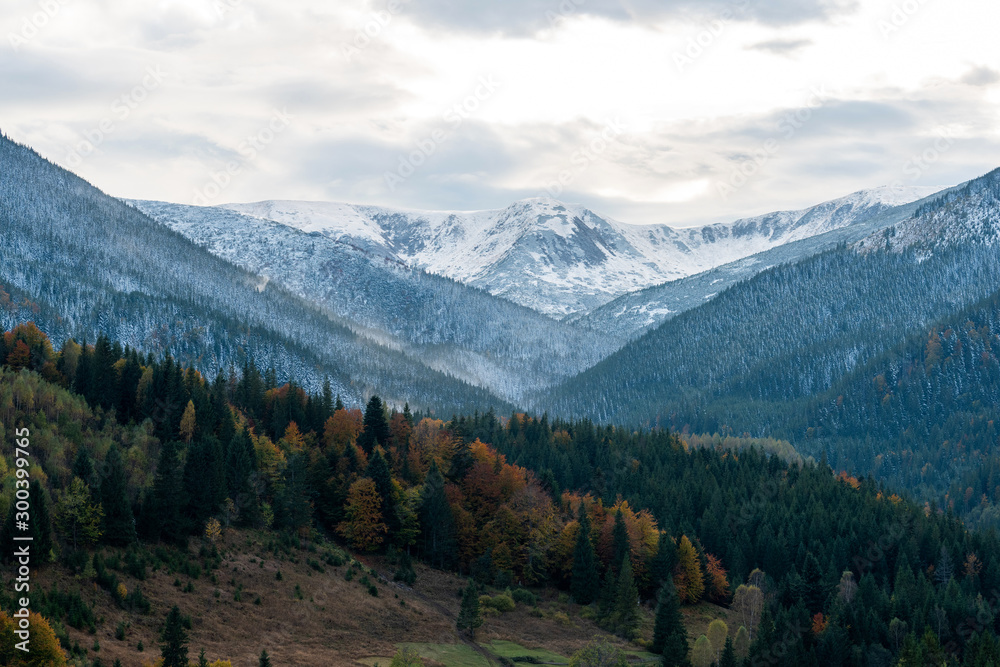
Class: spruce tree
652,580,687,657
612,556,640,639
100,444,136,545
719,637,736,667
160,606,188,667
456,580,483,639
570,503,600,605
358,395,390,454
197,649,209,667
152,440,186,543
259,649,272,667
418,460,456,569
366,448,400,538
612,509,630,572
651,532,678,586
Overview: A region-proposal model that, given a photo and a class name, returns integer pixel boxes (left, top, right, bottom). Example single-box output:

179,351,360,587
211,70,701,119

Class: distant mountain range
209,186,940,320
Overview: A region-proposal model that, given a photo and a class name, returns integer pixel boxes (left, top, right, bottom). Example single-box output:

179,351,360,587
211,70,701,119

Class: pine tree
652,580,688,661
612,508,630,571
358,395,390,454
719,638,736,667
651,532,677,587
259,649,272,667
152,440,187,543
160,606,188,667
570,503,600,604
418,460,456,569
456,580,483,639
367,448,400,538
100,444,136,545
197,649,209,667
612,556,640,639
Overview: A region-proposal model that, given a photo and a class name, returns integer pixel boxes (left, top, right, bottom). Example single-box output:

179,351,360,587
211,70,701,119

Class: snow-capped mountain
220,185,943,318
856,169,1000,253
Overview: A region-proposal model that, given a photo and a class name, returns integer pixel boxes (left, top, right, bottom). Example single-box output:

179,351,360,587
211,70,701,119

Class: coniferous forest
2,322,1000,666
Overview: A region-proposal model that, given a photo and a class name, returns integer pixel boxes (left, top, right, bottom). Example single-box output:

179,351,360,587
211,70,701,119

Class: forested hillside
3,324,1000,666
132,200,615,402
0,133,509,415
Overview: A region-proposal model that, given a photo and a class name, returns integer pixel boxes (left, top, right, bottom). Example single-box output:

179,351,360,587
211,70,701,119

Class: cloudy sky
2,0,999,226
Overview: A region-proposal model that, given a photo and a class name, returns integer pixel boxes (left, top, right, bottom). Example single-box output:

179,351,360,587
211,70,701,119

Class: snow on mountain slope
220,186,943,318
855,170,1000,254
130,199,616,402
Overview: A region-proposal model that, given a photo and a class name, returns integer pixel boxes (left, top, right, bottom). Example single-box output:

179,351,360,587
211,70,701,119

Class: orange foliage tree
338,478,387,551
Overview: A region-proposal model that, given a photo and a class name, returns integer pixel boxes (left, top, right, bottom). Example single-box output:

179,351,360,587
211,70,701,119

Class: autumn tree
731,573,764,641
674,535,704,604
179,400,196,443
55,477,104,550
704,553,730,603
707,619,728,664
0,611,68,666
691,635,713,667
571,503,601,605
338,478,387,551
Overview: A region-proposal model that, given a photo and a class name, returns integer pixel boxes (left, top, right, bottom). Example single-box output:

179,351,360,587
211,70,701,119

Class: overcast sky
2,0,999,226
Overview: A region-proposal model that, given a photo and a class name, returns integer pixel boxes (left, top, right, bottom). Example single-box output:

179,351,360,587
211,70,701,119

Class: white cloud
0,0,997,225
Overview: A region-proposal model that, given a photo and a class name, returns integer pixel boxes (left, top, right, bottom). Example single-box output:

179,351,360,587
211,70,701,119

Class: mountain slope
131,199,615,401
572,185,959,339
0,132,510,413
539,168,1000,430
219,186,941,319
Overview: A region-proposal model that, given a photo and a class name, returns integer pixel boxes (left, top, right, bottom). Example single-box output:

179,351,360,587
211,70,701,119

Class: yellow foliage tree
338,478,387,551
0,610,68,666
179,400,196,443
674,535,705,604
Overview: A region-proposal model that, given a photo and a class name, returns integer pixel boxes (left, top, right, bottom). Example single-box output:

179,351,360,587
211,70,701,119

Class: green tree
571,504,601,605
569,637,628,667
366,448,400,538
358,395,390,454
100,444,136,545
159,606,188,667
690,635,712,667
258,649,272,667
390,646,425,666
418,460,456,569
612,509,629,571
456,580,483,639
651,532,677,587
197,649,209,667
652,580,688,663
149,439,187,542
718,638,736,667
55,477,104,550
610,556,639,639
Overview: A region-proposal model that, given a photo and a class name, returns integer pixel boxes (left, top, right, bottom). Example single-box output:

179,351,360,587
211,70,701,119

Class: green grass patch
399,642,493,667
484,640,568,663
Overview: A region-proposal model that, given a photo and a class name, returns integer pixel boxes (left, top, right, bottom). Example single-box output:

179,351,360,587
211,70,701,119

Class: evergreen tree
358,395,390,454
366,448,400,539
570,503,600,604
652,579,688,661
456,580,482,639
612,508,630,571
151,440,186,543
100,444,136,545
258,649,272,667
651,532,678,586
160,606,188,667
719,638,736,667
418,460,456,569
612,556,640,639
197,649,209,667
